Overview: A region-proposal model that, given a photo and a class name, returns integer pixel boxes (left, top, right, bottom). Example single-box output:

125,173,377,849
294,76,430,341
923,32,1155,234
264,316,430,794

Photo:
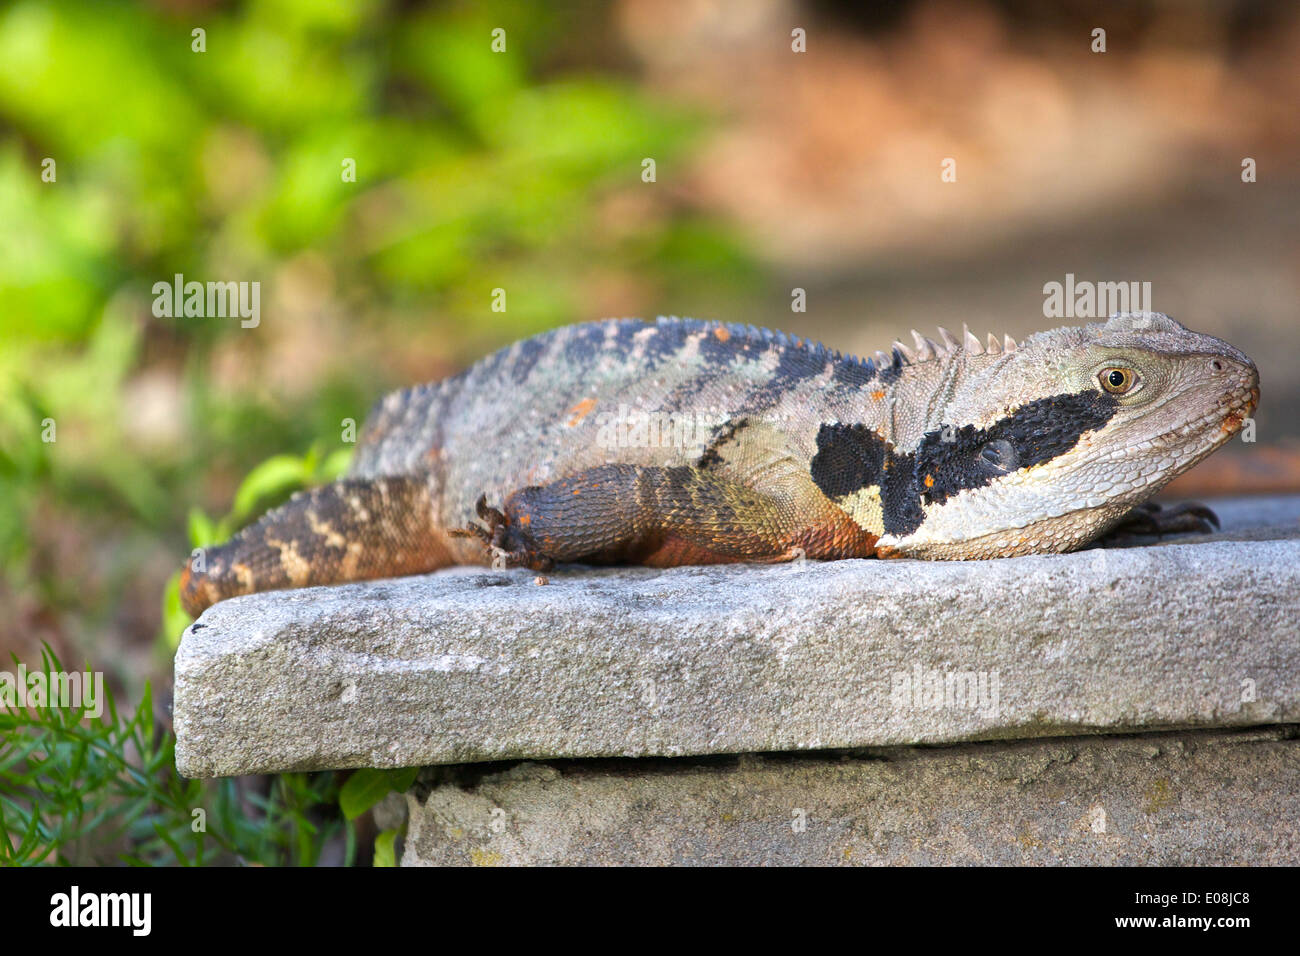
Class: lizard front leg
457,463,878,568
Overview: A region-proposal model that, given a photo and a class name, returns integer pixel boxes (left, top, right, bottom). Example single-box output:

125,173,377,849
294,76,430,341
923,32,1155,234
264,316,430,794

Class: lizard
179,311,1258,617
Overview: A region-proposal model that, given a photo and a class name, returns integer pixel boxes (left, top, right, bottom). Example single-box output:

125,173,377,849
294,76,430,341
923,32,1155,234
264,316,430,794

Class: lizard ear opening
977,439,1018,475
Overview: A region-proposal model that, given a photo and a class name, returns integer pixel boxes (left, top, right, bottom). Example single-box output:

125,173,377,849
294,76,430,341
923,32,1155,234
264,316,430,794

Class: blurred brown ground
617,0,1300,495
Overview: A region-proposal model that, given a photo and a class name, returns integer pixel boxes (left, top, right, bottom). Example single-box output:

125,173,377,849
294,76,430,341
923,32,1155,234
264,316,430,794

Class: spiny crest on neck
886,323,1019,367
655,315,1020,381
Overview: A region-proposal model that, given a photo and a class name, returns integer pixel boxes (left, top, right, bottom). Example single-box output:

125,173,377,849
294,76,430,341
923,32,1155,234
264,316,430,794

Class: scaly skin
180,312,1258,617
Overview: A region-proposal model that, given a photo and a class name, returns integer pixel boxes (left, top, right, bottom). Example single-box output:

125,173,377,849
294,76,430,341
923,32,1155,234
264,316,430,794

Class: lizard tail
179,475,453,617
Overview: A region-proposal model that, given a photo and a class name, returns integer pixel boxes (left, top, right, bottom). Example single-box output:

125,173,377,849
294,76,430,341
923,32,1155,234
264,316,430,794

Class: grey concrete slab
174,495,1300,778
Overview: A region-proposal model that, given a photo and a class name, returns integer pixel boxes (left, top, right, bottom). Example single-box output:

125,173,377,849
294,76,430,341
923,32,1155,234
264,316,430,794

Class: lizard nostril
1209,359,1224,372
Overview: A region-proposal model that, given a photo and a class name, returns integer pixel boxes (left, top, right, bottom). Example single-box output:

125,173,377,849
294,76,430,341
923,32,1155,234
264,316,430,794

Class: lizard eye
1099,367,1137,394
978,438,1018,474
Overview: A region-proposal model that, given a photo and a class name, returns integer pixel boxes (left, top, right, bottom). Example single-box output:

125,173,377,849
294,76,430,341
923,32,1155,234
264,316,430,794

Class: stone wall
174,496,1300,865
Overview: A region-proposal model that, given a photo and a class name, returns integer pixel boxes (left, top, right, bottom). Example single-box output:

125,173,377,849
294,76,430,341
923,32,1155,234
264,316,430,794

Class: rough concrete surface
402,727,1300,866
174,495,1300,778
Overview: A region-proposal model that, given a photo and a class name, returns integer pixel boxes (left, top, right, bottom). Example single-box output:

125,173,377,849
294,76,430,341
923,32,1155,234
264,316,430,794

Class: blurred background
2,0,1298,707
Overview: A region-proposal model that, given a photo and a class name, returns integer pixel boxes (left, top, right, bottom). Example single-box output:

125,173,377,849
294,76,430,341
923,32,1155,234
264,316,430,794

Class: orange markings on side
565,397,598,427
178,562,197,615
641,536,748,567
924,474,935,488
712,325,730,342
871,390,885,401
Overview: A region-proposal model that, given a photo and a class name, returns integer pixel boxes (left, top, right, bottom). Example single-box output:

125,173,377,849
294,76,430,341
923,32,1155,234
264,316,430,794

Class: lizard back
350,316,910,532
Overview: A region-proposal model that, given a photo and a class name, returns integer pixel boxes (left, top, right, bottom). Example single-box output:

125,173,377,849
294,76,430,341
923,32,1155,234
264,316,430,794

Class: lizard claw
450,494,555,572
1098,500,1221,545
475,493,508,530
450,494,508,547
1162,501,1220,531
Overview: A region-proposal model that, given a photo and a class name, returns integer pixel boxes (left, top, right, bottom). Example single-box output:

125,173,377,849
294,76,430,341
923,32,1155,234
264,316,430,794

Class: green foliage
0,0,763,867
0,646,350,866
159,570,192,656
339,767,418,822
372,828,399,868
0,0,757,590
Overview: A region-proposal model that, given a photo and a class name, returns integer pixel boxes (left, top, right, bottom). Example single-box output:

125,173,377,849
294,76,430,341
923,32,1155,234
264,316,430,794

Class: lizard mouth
1151,378,1259,475
1219,384,1260,436
1208,379,1258,440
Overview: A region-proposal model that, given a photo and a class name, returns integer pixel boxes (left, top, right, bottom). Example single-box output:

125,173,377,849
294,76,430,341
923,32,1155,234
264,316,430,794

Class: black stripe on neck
810,390,1120,537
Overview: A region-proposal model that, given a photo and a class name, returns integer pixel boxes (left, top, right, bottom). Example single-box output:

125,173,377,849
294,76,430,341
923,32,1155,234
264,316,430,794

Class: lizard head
872,312,1258,558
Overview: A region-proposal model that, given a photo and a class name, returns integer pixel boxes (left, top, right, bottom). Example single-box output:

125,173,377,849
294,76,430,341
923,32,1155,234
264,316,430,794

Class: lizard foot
1098,500,1220,545
450,494,555,572
449,494,508,548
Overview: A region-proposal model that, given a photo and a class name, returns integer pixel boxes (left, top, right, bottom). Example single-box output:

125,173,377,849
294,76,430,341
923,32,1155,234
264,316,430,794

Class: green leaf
231,454,309,520
389,765,418,793
187,508,218,548
373,828,398,867
338,767,417,821
160,570,193,650
300,442,321,475
339,769,390,821
318,447,354,481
